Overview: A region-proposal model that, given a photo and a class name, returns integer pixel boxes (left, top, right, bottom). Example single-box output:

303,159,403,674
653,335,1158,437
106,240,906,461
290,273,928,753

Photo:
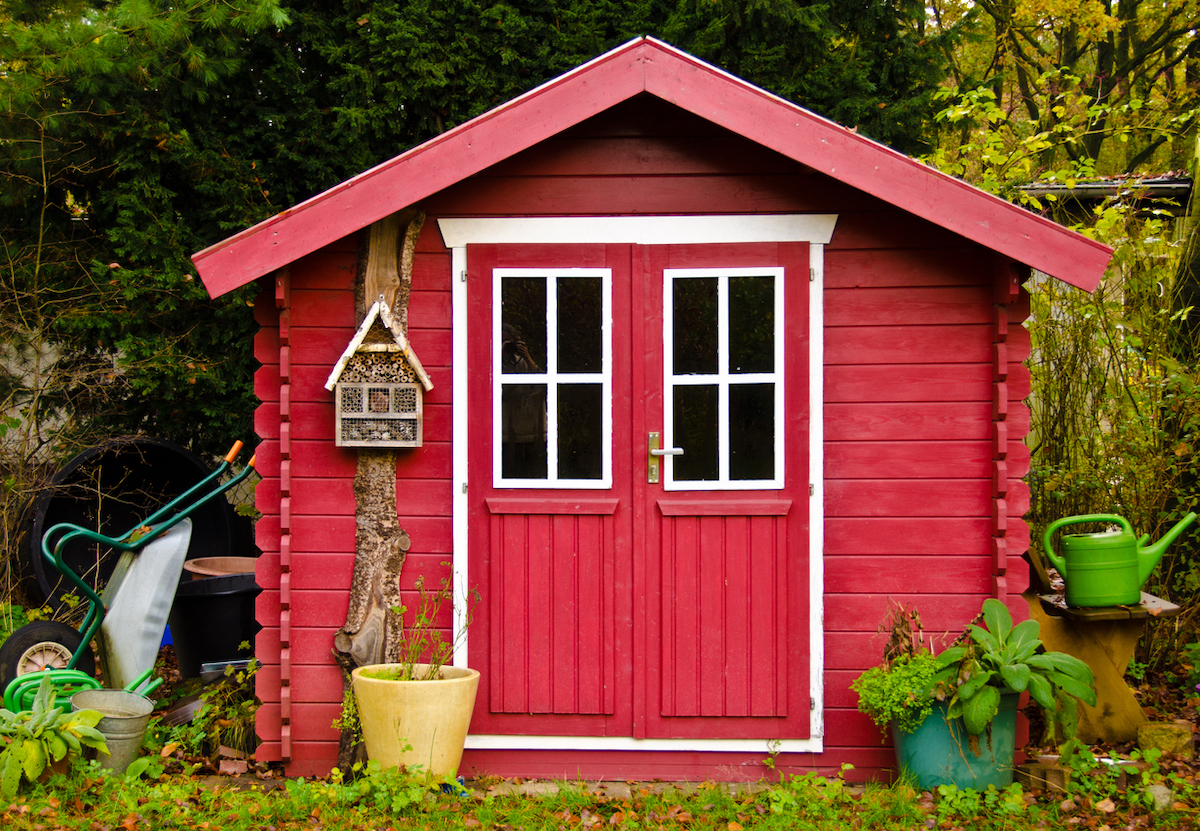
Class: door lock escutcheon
648,432,684,483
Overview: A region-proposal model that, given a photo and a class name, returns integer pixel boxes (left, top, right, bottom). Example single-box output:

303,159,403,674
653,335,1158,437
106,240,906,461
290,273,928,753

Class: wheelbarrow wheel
0,621,96,689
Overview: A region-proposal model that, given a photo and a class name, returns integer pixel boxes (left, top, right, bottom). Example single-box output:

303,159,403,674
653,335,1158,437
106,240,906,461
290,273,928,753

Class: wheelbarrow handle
224,441,244,464
124,667,162,698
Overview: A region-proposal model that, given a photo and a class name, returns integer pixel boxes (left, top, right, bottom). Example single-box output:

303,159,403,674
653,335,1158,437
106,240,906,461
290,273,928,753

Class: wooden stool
1024,590,1181,744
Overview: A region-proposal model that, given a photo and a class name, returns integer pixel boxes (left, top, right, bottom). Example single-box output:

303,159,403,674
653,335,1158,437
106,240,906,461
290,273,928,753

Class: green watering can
1043,512,1197,607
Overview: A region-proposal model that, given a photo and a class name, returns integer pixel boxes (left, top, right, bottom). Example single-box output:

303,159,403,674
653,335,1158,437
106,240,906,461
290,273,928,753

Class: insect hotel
325,297,433,448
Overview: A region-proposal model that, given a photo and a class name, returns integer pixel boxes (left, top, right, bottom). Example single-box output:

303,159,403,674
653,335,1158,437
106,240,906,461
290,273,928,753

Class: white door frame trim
445,214,833,753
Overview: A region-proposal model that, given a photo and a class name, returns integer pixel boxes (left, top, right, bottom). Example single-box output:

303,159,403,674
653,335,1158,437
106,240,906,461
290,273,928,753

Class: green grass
0,759,1196,831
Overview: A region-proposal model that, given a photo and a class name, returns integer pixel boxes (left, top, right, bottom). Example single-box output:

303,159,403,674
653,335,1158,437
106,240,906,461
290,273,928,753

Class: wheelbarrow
0,442,257,706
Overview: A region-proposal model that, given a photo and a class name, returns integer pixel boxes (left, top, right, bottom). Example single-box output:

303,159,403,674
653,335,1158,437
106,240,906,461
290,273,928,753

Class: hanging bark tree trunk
331,208,425,771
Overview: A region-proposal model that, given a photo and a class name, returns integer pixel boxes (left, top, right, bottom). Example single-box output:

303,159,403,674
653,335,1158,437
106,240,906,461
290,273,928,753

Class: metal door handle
648,432,683,483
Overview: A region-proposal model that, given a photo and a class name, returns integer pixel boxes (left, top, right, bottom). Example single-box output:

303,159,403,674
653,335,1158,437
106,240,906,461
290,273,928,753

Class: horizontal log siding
269,230,457,775
268,97,1031,779
252,282,283,762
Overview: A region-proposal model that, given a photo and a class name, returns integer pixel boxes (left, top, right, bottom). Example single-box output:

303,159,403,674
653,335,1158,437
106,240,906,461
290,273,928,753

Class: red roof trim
194,37,1110,297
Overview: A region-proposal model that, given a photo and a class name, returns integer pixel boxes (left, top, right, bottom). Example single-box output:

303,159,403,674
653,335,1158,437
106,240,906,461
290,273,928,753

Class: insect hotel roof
325,297,434,448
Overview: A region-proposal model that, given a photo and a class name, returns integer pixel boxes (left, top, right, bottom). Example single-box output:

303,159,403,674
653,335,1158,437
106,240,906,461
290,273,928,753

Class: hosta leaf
960,669,995,699
59,729,81,753
73,725,109,752
969,624,999,653
981,598,1013,640
1025,653,1054,670
999,663,1031,692
31,676,54,714
1027,673,1055,710
67,709,104,730
45,732,68,762
1049,672,1098,707
936,647,967,668
962,685,1000,735
1006,620,1041,660
1046,652,1095,682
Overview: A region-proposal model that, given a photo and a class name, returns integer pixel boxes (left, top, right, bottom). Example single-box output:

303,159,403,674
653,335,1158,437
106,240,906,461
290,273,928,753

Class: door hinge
460,269,467,282
809,483,815,496
809,267,816,282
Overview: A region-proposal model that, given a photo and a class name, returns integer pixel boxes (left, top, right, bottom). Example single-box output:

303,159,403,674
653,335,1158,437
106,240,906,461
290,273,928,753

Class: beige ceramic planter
351,663,480,777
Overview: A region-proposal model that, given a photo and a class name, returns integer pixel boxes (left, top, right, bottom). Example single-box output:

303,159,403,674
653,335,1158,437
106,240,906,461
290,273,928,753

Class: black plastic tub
168,572,261,678
26,437,239,608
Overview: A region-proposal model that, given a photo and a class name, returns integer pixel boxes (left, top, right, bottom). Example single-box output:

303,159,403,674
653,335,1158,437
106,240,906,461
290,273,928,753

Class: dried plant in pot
851,602,939,736
350,575,481,778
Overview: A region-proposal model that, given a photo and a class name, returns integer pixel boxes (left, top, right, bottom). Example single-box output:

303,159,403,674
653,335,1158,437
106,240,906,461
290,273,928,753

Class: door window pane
495,268,611,488
501,384,547,479
729,276,774,374
672,278,718,375
730,383,775,480
558,383,603,480
673,385,719,481
664,267,783,490
502,277,546,373
558,278,603,373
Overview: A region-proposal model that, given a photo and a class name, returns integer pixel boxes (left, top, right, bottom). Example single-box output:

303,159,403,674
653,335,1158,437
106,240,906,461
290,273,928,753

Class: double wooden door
466,241,811,741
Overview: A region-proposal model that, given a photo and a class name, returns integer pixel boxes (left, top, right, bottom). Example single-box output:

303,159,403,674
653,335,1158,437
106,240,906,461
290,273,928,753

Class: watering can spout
1137,512,1198,586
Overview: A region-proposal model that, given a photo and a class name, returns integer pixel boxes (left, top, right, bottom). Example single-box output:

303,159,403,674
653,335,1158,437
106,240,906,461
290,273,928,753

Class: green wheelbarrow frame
3,442,258,707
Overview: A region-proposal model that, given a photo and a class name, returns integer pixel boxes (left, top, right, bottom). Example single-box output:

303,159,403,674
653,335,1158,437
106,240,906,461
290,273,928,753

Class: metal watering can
1043,512,1197,607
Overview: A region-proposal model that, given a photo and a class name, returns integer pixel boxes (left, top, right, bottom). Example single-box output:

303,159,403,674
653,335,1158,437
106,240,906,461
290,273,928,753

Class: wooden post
332,209,425,771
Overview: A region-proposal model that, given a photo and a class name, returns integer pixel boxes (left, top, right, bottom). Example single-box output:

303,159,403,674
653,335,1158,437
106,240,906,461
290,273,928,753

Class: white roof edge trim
437,215,838,247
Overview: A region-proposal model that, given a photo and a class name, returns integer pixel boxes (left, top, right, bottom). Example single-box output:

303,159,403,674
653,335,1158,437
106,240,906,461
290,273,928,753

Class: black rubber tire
0,621,96,689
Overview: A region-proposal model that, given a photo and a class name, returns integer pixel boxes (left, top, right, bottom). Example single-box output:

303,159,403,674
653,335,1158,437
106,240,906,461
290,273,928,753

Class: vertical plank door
634,243,811,741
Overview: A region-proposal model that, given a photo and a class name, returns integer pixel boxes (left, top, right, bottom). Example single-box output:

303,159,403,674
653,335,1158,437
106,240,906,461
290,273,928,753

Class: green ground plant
141,653,260,764
0,756,1194,831
0,675,106,797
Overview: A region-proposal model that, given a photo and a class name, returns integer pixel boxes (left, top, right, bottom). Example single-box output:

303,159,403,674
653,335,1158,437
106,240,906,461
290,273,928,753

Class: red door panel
467,244,633,737
635,243,810,741
487,500,617,715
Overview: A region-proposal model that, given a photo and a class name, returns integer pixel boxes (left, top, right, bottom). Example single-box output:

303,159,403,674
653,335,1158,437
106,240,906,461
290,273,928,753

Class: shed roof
193,37,1112,296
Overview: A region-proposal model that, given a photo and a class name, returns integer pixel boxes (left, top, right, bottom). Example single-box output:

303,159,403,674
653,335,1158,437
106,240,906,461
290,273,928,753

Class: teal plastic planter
891,692,1018,790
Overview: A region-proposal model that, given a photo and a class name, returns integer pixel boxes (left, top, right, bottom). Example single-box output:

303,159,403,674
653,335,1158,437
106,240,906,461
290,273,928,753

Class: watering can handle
1043,514,1135,575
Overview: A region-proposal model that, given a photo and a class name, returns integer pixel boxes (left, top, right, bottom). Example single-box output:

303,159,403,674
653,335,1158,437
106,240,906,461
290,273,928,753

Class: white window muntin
493,267,613,489
662,266,785,491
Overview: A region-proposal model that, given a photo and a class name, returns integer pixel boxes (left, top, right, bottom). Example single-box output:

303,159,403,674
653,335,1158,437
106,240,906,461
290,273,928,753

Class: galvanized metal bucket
71,689,154,773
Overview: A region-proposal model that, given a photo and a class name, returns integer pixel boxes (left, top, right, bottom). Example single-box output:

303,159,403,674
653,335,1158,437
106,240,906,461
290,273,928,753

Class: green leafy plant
930,599,1097,737
0,675,107,796
325,758,432,811
192,655,260,757
852,652,940,735
766,764,855,818
935,782,1028,823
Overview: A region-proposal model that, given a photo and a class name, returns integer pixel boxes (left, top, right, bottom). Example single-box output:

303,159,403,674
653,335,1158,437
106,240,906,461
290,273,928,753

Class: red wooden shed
193,37,1112,780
